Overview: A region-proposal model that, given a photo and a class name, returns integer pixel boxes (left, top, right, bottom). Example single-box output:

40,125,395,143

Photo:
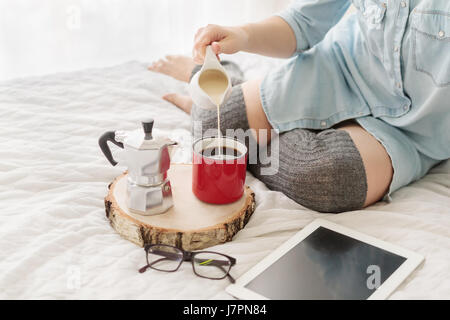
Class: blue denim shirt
259,0,450,196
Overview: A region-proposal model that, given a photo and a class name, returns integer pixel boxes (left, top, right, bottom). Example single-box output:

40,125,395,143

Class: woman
149,0,450,213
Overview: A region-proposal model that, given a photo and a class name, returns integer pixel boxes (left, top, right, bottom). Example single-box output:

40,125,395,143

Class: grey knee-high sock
249,129,368,213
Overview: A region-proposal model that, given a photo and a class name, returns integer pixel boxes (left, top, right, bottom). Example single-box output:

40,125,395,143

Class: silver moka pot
99,119,177,216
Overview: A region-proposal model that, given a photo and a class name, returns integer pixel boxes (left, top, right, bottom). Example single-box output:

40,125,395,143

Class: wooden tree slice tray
104,164,255,250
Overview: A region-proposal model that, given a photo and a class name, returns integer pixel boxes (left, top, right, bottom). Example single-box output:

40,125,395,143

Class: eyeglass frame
139,244,237,283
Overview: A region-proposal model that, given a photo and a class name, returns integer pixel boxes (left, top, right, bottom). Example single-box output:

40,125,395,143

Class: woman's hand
192,24,249,64
192,17,297,64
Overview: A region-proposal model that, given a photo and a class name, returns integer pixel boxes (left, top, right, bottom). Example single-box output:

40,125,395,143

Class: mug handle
98,131,124,166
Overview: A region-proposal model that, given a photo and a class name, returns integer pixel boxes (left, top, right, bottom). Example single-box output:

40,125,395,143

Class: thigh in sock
249,128,367,213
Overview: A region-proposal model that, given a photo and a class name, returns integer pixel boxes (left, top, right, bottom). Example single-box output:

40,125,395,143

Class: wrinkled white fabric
0,54,449,299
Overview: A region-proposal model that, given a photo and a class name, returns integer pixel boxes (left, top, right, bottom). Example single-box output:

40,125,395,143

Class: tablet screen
244,226,407,299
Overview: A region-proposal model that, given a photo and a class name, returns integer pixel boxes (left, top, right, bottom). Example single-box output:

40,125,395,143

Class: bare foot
162,93,193,114
148,55,196,82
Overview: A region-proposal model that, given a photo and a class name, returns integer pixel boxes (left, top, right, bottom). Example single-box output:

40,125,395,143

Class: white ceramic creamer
188,46,232,110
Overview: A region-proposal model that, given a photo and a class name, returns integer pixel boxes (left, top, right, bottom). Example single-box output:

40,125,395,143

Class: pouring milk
198,69,229,155
188,46,232,157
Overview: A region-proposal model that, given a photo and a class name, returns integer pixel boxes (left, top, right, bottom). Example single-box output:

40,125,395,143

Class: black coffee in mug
201,146,242,158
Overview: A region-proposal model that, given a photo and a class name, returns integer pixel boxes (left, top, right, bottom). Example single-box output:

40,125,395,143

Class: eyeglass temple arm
139,265,150,273
226,272,236,283
193,257,232,266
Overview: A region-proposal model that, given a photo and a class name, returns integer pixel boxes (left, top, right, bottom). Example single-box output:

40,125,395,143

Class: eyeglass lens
147,245,183,271
192,252,232,279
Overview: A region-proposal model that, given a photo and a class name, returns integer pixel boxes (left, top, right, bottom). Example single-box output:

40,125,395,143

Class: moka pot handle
98,131,124,166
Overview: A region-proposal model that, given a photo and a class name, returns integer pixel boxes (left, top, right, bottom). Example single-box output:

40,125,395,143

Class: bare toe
148,60,163,72
148,55,195,82
163,93,193,114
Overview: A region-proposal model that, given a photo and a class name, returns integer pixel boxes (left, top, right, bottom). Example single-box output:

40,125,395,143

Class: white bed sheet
0,54,449,299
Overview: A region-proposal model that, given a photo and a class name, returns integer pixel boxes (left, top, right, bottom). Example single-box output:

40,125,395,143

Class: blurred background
0,0,290,82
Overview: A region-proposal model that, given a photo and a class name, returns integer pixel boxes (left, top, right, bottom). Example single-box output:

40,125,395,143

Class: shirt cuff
276,9,310,54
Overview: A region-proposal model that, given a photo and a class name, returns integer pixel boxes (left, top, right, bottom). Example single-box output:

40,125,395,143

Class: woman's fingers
193,38,212,64
192,24,247,64
192,24,230,64
211,42,221,55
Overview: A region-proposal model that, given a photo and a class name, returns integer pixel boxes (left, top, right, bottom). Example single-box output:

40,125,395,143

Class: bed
0,53,449,299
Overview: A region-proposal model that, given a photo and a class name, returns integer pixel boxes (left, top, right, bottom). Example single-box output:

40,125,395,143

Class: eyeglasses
139,244,236,283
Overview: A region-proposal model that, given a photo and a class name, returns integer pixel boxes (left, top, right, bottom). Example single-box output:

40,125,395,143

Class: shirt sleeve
277,0,351,53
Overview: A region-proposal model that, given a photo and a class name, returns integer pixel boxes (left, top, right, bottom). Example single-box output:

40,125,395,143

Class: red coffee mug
192,136,247,204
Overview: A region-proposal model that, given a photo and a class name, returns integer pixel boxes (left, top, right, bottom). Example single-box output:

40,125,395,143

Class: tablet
226,219,424,300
